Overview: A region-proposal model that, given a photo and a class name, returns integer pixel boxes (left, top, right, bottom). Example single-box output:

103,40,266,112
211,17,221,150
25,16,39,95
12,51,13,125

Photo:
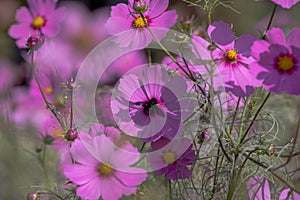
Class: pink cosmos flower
205,21,259,97
111,65,194,142
8,0,65,48
95,89,115,126
100,51,147,85
249,27,300,95
247,176,300,200
271,0,300,9
146,137,196,180
105,0,178,48
0,59,17,93
63,131,147,200
11,87,52,129
59,2,110,55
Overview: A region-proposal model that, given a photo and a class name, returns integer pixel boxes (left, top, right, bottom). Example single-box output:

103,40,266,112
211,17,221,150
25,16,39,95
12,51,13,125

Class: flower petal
208,21,234,46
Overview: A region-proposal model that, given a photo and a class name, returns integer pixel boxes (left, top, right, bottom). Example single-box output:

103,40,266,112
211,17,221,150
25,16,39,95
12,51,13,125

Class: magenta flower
8,0,64,48
271,0,300,9
146,137,196,180
247,176,300,200
111,65,193,142
205,21,259,97
63,132,147,200
105,0,178,48
249,27,300,95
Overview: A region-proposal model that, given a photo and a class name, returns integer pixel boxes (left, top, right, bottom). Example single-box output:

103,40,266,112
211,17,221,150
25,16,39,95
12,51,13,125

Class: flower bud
181,19,193,31
133,0,147,12
268,144,276,155
27,193,38,200
198,130,209,144
65,129,78,141
26,34,44,50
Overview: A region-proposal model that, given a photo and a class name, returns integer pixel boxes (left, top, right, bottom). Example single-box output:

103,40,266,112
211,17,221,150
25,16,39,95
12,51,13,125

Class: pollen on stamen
225,50,237,62
98,163,114,176
133,16,148,28
32,16,45,29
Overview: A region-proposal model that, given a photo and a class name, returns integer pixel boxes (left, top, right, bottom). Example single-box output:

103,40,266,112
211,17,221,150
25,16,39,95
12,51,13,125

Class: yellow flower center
44,86,53,94
98,163,114,176
225,50,237,62
162,151,176,164
32,16,45,29
277,56,294,72
134,16,148,28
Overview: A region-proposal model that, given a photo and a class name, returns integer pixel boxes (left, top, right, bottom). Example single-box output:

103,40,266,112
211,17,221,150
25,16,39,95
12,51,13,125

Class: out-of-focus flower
206,21,259,97
247,176,271,200
59,2,109,55
63,132,147,200
249,27,300,95
8,0,65,48
100,51,147,85
26,193,38,200
256,10,293,32
270,0,300,9
0,59,17,93
247,176,300,200
105,0,178,48
11,88,52,129
147,137,196,180
95,88,115,126
111,65,193,142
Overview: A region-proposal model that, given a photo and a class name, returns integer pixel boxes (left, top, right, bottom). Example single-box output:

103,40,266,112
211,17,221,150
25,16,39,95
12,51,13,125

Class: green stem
266,4,277,31
262,4,277,39
167,179,173,200
145,23,208,99
147,48,152,65
240,92,271,145
229,97,241,134
31,52,67,131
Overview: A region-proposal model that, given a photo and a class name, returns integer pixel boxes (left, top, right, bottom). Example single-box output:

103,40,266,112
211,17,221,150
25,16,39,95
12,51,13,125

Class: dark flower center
143,98,158,115
277,55,294,72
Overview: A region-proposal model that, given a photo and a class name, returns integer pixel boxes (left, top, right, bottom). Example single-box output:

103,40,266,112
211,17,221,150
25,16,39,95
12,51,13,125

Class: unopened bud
26,34,44,50
198,130,209,144
181,19,193,31
133,0,147,12
65,129,78,141
268,144,276,155
27,193,38,200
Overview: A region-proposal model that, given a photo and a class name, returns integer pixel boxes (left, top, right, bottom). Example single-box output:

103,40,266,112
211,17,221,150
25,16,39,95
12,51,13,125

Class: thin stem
147,48,152,65
31,52,67,130
168,179,173,200
240,92,271,145
229,97,241,134
145,23,208,99
273,117,300,171
262,4,277,39
242,152,300,194
266,4,277,31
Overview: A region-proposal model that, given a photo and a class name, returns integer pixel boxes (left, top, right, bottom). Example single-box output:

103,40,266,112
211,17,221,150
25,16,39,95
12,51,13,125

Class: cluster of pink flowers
5,0,300,199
